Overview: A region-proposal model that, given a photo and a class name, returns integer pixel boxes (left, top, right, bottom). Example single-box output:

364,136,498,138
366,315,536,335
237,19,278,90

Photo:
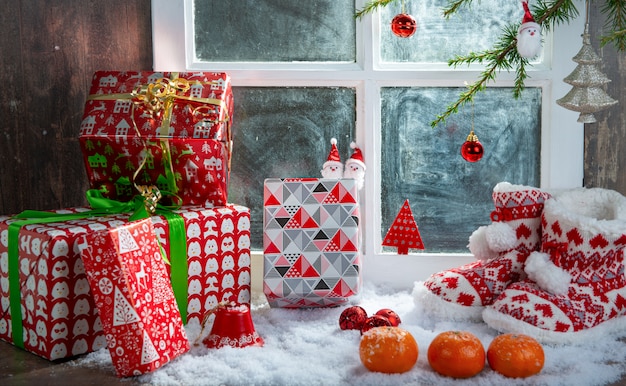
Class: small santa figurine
343,142,366,190
517,0,542,58
321,138,344,179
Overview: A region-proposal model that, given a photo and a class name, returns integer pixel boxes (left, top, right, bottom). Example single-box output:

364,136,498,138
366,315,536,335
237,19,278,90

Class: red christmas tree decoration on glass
382,199,425,254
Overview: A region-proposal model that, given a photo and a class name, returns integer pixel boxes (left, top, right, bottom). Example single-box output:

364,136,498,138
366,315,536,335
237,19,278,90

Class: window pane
193,0,356,62
380,1,520,63
228,87,357,249
381,87,542,253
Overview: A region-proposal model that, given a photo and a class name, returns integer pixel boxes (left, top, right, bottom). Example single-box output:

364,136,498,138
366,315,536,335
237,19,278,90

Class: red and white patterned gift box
263,178,362,308
0,209,113,360
0,204,251,360
78,218,189,377
79,71,233,206
158,205,252,325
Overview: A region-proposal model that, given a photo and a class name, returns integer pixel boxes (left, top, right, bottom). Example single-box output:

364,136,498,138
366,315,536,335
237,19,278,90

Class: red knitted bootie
414,182,551,320
483,187,626,344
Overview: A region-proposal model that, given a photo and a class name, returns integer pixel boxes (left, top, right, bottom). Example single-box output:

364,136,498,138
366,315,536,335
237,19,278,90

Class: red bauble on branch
461,130,484,162
391,13,417,38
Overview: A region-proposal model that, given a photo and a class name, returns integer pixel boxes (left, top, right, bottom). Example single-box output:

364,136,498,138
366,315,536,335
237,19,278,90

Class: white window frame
152,0,585,289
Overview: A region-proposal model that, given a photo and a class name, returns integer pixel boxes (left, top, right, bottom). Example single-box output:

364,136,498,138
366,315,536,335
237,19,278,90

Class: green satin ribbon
7,190,190,348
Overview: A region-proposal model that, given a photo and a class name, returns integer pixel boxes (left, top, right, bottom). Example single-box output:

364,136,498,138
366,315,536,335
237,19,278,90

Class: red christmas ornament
339,306,368,330
391,13,417,38
461,130,484,162
382,199,425,254
375,309,401,327
361,315,393,335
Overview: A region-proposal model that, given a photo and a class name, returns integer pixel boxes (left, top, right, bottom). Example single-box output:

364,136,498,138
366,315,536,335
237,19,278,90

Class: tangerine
359,327,418,374
427,331,485,378
487,333,544,378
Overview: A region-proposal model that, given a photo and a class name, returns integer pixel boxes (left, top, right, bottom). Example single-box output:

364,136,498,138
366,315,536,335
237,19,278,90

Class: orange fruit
359,327,418,374
427,331,485,378
487,333,544,378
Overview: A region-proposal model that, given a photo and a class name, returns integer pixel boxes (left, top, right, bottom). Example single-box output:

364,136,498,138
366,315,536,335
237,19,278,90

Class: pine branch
430,0,578,127
355,0,401,19
601,0,626,50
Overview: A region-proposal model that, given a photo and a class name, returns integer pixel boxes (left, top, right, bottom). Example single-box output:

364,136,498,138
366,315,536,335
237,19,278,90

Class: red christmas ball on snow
339,306,368,330
361,315,393,335
375,309,401,327
391,13,417,38
461,132,484,162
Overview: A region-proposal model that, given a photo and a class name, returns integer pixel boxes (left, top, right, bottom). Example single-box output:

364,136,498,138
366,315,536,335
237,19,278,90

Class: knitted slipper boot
415,182,551,320
483,187,626,344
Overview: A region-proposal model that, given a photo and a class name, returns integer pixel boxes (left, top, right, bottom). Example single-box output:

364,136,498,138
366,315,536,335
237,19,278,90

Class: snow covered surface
73,283,626,386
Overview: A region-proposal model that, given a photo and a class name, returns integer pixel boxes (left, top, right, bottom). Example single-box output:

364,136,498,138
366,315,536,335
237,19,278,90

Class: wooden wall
585,5,626,192
0,0,624,216
0,0,152,215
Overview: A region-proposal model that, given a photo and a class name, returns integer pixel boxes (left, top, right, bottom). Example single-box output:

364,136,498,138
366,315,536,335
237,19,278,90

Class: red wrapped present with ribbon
0,191,251,361
78,217,189,377
79,71,233,207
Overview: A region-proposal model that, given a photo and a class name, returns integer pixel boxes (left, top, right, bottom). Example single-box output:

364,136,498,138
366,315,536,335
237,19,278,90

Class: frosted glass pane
381,87,542,253
193,0,356,62
380,0,520,63
228,87,357,249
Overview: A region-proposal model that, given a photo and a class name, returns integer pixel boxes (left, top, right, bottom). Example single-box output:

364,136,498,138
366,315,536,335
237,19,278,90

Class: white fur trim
546,188,626,236
483,304,626,345
412,282,484,322
484,222,517,252
493,181,536,193
467,226,496,261
525,252,571,295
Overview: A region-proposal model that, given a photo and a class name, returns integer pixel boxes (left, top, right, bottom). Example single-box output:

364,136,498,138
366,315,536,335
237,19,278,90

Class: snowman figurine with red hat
321,138,344,179
343,142,366,190
517,0,542,58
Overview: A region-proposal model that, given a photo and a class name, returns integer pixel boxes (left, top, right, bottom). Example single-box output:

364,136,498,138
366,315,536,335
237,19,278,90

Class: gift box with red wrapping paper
78,217,189,377
155,204,252,325
0,203,251,360
0,209,118,360
79,71,233,206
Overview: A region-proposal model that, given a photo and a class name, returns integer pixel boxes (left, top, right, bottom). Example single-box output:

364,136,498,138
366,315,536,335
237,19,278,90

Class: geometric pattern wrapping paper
263,178,361,308
78,218,189,377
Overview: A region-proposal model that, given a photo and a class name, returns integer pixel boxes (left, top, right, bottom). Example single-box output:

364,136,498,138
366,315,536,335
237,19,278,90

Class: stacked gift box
0,71,254,376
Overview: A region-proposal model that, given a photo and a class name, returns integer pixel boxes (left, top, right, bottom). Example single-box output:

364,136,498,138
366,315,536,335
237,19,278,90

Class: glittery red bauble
391,13,417,38
339,306,368,330
361,315,393,335
461,139,484,162
375,309,401,327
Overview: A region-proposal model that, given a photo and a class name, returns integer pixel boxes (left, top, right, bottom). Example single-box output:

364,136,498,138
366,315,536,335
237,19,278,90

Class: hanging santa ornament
516,0,542,58
460,102,484,162
391,0,417,38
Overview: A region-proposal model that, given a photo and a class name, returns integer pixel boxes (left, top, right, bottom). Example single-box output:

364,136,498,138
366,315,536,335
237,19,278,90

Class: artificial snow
72,283,626,386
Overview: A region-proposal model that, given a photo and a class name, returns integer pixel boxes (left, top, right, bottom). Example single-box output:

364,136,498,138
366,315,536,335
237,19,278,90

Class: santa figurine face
321,161,344,179
517,22,542,58
343,160,365,190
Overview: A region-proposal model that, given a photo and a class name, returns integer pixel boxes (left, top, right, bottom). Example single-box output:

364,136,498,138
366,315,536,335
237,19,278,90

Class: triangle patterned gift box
263,178,362,308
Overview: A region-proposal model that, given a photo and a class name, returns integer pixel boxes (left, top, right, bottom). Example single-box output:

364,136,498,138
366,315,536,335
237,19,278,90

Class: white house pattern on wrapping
80,115,96,136
184,160,199,183
99,75,118,88
115,119,131,145
114,99,132,114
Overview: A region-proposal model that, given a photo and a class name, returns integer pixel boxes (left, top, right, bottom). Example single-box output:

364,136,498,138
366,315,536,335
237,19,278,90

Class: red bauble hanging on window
461,131,484,162
391,13,417,38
